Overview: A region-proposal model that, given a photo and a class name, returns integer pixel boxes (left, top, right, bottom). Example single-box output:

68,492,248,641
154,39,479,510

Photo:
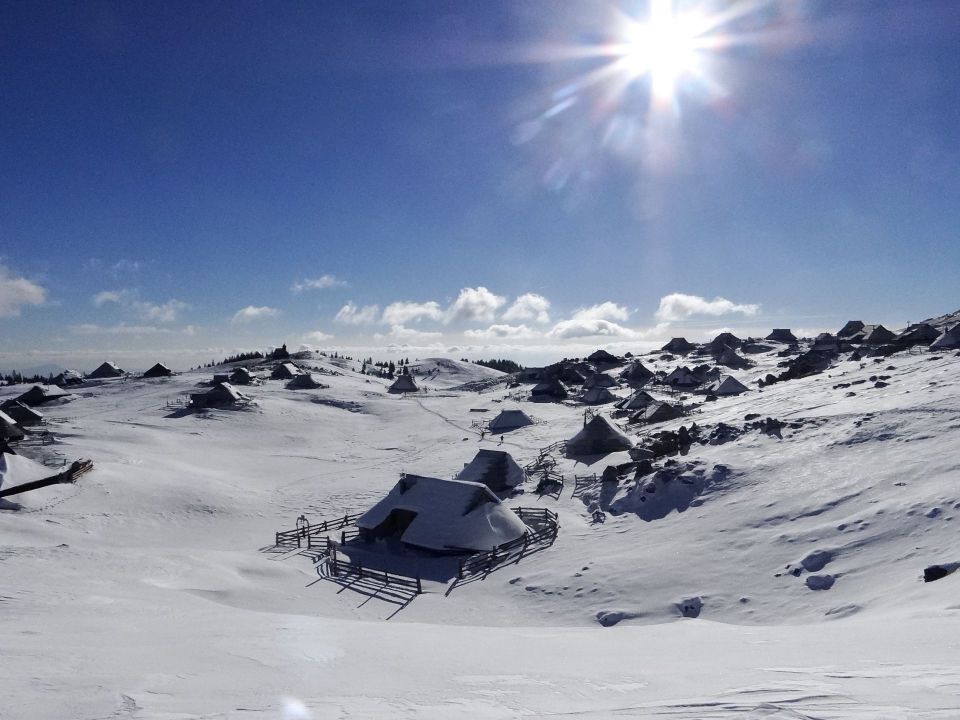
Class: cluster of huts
345,407,642,554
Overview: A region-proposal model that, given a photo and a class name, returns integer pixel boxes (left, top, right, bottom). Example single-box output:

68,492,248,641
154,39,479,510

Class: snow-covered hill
2,344,959,718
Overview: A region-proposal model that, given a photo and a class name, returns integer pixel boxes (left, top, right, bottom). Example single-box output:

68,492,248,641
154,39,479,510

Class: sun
619,0,704,102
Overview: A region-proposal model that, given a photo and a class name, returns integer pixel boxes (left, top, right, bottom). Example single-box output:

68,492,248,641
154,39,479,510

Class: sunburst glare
617,0,707,105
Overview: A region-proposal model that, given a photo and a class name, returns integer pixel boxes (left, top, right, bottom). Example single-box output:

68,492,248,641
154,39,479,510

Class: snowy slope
2,346,960,718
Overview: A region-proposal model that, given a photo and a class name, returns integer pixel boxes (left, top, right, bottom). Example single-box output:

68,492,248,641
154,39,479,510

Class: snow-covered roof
620,361,654,383
287,373,322,389
271,362,302,379
0,410,24,442
357,475,529,552
487,409,533,433
637,401,683,424
89,361,124,378
583,372,617,389
661,337,695,353
207,382,245,403
707,375,749,396
582,387,615,404
0,400,44,424
0,452,55,491
16,384,71,406
766,328,797,343
619,390,655,410
664,366,700,387
566,416,633,456
457,450,526,493
931,324,960,349
143,363,172,378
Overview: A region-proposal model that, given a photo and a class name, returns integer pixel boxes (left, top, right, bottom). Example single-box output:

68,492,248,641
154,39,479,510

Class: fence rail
326,547,423,594
279,505,559,593
274,512,361,548
457,510,560,579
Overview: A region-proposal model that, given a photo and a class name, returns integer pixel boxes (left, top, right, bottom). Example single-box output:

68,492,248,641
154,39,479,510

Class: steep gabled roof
89,361,124,378
706,375,749,396
661,337,695,354
457,449,526,493
53,370,84,386
487,409,533,433
0,400,44,425
837,320,865,338
206,382,245,404
860,325,896,344
16,384,71,406
931,324,960,349
618,389,655,410
717,347,750,369
566,415,633,456
271,362,301,379
583,372,617,389
664,366,700,387
531,378,568,400
0,410,24,442
229,367,256,384
619,360,654,384
635,401,683,424
581,386,616,404
143,363,172,378
765,328,797,343
586,349,622,365
388,374,419,393
287,373,322,389
709,332,743,350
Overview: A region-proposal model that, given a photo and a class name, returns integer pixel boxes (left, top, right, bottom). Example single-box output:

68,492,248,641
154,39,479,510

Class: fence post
416,576,422,594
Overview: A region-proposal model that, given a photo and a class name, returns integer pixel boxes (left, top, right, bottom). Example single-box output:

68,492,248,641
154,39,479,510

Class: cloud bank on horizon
1,258,781,369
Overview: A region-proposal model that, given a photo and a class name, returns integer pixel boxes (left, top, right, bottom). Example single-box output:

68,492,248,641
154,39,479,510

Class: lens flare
619,0,705,104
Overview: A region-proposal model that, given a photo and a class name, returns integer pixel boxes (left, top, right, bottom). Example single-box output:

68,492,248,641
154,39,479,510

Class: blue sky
2,0,959,372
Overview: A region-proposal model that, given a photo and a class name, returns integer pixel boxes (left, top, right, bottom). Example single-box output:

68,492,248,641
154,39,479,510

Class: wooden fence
274,512,361,548
457,507,560,579
277,506,559,592
325,544,423,594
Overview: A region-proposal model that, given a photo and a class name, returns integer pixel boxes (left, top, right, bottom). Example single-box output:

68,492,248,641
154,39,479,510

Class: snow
2,348,960,718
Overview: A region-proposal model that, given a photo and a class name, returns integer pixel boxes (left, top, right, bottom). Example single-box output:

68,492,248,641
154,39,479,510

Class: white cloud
654,293,760,322
464,324,533,339
548,302,634,339
549,318,636,339
444,286,505,324
374,324,443,342
231,305,279,324
303,330,334,343
133,299,188,323
70,323,175,336
93,290,187,322
502,293,551,324
93,289,132,307
381,301,443,325
334,302,380,325
291,274,348,292
0,265,47,318
112,259,141,275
